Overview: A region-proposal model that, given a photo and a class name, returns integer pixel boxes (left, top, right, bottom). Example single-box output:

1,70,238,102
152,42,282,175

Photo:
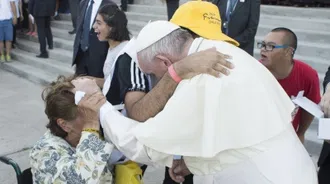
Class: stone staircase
1,0,329,90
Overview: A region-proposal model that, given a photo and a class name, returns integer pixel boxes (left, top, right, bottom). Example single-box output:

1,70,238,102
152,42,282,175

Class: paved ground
0,69,323,183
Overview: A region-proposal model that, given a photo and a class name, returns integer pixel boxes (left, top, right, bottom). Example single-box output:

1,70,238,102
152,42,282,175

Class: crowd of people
1,0,330,183
0,0,59,60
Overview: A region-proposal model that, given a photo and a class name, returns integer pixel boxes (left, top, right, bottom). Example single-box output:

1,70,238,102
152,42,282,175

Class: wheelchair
0,156,33,184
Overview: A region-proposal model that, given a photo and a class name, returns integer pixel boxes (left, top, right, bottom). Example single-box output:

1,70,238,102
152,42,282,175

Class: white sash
102,38,138,111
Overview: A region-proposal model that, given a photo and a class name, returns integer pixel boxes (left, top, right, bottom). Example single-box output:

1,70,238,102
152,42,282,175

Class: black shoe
128,0,134,4
68,30,76,34
48,45,53,50
36,53,49,58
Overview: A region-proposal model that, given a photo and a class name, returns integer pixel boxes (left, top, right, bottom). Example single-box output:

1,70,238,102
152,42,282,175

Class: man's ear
285,47,295,57
57,118,71,133
155,55,172,67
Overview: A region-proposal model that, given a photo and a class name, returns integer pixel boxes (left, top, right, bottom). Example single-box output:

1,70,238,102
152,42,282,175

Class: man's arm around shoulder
116,54,178,122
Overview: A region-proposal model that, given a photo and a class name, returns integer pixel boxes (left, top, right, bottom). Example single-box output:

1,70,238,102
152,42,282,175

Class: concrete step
260,5,330,20
125,11,330,34
52,27,76,41
125,11,166,22
52,17,145,34
18,33,73,52
254,36,330,62
260,14,330,32
15,38,72,64
0,61,59,86
60,9,328,46
11,49,73,76
131,0,187,6
256,25,330,45
125,3,330,20
123,10,330,33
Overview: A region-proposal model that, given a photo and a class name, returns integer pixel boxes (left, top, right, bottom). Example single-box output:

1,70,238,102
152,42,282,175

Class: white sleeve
99,102,173,167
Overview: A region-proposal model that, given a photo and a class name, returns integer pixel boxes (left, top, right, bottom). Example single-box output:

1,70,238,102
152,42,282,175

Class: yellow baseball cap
170,0,239,47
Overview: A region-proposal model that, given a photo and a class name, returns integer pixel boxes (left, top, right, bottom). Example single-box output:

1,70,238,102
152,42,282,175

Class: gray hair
138,28,193,63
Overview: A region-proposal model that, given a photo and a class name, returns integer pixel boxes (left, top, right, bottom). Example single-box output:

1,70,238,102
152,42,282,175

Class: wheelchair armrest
0,156,22,175
0,156,14,165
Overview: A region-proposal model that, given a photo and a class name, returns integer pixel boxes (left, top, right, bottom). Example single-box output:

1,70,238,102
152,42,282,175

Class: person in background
26,13,37,37
318,66,330,184
259,27,321,143
12,0,23,48
53,0,60,20
28,0,56,58
0,0,17,62
164,0,179,20
68,0,80,34
212,0,260,56
72,0,116,78
120,0,134,12
22,0,29,29
90,4,130,87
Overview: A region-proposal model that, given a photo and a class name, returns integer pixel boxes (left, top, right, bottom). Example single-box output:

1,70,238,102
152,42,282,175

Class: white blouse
103,41,129,79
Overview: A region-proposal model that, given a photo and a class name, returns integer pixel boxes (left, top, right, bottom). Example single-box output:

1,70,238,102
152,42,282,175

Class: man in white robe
73,20,317,184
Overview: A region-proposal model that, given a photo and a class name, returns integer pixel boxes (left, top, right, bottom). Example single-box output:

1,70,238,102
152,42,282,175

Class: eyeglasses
257,42,290,51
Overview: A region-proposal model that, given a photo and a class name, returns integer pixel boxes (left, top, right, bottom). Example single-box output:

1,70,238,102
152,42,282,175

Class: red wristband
168,64,182,83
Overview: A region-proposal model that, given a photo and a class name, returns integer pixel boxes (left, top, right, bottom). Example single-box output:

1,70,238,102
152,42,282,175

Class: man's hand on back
174,47,234,79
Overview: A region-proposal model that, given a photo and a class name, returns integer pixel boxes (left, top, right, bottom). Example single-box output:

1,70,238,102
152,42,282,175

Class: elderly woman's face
57,108,86,145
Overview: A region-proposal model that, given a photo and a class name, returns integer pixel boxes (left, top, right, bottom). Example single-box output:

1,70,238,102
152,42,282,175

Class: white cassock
97,38,317,184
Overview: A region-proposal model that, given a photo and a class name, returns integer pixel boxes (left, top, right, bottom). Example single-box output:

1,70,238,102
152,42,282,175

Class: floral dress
30,130,114,184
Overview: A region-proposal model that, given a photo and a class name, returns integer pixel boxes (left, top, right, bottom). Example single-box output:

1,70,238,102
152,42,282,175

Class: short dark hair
98,4,130,41
271,27,298,51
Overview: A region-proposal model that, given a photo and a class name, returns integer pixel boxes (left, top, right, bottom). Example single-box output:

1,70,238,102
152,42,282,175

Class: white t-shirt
103,41,129,79
0,0,15,21
14,0,20,18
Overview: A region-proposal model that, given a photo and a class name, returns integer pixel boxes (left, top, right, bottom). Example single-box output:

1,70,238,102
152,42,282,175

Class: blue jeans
0,19,13,41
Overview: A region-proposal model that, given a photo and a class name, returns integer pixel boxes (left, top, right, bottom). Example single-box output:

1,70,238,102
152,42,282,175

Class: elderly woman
30,76,113,183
